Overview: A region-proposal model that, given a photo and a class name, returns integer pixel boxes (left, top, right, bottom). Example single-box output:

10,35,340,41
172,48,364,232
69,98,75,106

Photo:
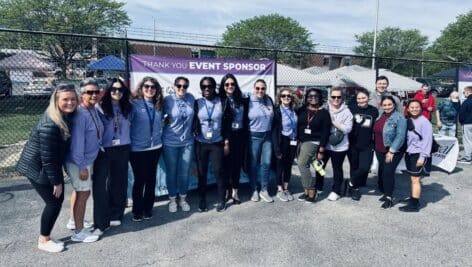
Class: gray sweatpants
463,124,472,160
297,141,319,189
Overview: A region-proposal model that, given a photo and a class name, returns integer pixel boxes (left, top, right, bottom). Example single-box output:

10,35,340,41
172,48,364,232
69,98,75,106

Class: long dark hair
405,99,423,118
134,76,163,110
380,95,397,111
304,88,324,108
218,73,243,106
101,78,131,119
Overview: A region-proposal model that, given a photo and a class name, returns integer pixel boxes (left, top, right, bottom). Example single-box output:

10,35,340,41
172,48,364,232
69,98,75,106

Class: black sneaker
297,193,307,202
216,202,226,212
132,214,143,222
351,188,361,201
305,196,316,203
381,198,393,209
143,212,153,220
198,198,208,212
399,199,420,212
378,195,387,202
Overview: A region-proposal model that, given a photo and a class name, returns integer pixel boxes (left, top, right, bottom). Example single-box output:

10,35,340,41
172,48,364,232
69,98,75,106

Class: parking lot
1,161,471,266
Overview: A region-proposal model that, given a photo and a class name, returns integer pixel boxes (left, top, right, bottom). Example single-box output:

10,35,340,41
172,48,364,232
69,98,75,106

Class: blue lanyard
83,105,101,140
281,106,296,139
203,98,215,124
143,99,155,137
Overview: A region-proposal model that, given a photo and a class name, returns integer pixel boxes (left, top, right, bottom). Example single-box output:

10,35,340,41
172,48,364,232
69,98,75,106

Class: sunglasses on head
175,84,189,89
110,87,124,94
84,90,100,96
255,87,266,91
143,84,156,90
280,94,291,99
331,95,342,100
225,82,235,87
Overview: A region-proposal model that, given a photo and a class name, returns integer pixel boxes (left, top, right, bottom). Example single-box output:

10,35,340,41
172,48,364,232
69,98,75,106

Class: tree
216,14,314,66
0,0,130,78
354,27,428,76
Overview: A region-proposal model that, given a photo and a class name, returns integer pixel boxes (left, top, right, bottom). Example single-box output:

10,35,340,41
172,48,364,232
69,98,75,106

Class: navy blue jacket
459,95,472,125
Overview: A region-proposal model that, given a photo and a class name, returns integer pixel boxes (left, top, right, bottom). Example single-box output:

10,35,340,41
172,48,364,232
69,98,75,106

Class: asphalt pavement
0,162,471,266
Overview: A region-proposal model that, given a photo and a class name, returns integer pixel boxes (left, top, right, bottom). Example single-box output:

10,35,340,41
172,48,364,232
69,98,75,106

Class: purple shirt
407,115,433,161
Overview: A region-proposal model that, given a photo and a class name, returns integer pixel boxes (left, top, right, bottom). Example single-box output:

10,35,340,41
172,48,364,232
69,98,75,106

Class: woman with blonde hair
17,84,78,252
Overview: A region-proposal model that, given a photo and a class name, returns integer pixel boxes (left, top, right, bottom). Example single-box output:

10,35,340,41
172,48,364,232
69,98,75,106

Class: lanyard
143,99,156,137
306,109,316,128
82,105,101,140
281,106,296,138
112,109,121,137
203,98,215,124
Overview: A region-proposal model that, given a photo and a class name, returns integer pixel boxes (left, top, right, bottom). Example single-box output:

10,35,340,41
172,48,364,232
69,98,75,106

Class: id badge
112,139,121,146
304,128,312,134
180,135,186,142
206,129,213,139
232,123,240,129
290,140,297,146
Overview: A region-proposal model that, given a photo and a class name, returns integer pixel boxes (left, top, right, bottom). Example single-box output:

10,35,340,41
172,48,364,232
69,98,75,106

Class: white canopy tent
277,64,331,87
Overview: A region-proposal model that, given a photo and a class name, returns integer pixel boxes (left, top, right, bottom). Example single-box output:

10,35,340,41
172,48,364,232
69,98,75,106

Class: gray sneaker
276,191,289,202
251,191,260,202
284,190,294,201
259,190,274,203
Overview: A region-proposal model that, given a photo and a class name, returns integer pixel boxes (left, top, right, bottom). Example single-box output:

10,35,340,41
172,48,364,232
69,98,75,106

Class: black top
459,95,472,125
17,112,72,185
348,104,379,149
297,106,331,146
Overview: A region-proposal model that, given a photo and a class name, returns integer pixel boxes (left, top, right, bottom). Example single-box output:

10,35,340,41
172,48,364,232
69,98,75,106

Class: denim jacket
382,111,406,153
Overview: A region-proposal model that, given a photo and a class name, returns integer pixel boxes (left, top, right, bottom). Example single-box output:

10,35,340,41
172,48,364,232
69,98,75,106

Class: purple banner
458,68,472,82
129,55,274,76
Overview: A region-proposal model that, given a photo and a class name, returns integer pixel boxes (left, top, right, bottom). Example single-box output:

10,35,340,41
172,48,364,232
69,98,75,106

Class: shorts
65,162,93,191
405,153,429,176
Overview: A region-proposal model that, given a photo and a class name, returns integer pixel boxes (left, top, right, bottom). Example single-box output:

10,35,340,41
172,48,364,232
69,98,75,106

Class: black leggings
195,141,225,202
223,130,245,190
30,180,64,236
315,150,347,194
275,135,297,187
348,146,374,188
375,151,403,197
129,148,161,216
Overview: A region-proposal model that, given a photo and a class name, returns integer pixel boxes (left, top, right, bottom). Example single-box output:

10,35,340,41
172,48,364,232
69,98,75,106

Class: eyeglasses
255,87,266,91
84,90,100,96
307,94,318,99
111,87,124,94
225,82,235,87
280,94,291,99
331,96,342,100
143,84,156,90
175,84,189,89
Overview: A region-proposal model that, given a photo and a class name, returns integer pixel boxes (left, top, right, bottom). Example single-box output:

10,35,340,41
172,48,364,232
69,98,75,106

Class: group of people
17,73,472,253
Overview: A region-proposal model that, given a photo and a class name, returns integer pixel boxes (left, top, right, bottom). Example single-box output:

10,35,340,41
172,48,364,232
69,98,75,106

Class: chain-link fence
0,28,466,177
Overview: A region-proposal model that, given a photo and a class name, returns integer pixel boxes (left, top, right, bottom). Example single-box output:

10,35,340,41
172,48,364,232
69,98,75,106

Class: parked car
0,71,12,98
23,79,55,98
414,77,452,97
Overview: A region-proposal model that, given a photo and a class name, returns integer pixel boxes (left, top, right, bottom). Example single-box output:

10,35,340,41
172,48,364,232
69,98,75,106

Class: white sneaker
179,200,191,212
92,228,104,237
38,240,64,253
251,191,260,202
66,219,93,230
71,229,99,243
168,201,178,213
126,198,133,207
327,192,340,201
110,220,121,227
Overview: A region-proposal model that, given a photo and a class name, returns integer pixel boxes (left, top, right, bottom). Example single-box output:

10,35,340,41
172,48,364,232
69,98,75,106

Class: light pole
371,0,380,70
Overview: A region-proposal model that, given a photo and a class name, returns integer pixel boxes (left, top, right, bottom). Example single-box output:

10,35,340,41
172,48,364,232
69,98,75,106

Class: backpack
407,118,439,154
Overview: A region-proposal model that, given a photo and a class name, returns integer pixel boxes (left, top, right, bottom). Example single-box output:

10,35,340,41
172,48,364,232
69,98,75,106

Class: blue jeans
438,123,456,137
162,144,194,198
249,132,272,192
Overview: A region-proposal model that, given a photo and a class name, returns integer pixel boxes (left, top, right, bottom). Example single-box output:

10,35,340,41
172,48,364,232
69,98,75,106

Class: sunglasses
201,85,213,89
84,90,100,96
255,87,266,91
143,84,156,90
331,96,342,100
175,84,189,89
111,87,124,94
280,94,291,99
307,94,318,99
225,82,235,87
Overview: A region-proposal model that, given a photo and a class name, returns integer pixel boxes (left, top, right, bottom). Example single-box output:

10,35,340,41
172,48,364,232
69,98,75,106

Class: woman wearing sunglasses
194,76,232,212
92,78,131,235
218,74,249,205
129,77,163,221
248,79,275,203
315,87,353,201
17,84,78,252
162,76,195,213
297,88,331,203
272,88,298,201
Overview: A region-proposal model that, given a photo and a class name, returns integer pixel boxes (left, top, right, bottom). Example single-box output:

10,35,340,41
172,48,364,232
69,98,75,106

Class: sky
124,0,471,53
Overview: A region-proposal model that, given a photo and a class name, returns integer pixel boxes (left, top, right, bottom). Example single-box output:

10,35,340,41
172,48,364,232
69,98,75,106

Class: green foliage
354,27,428,76
216,14,314,66
0,0,130,77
